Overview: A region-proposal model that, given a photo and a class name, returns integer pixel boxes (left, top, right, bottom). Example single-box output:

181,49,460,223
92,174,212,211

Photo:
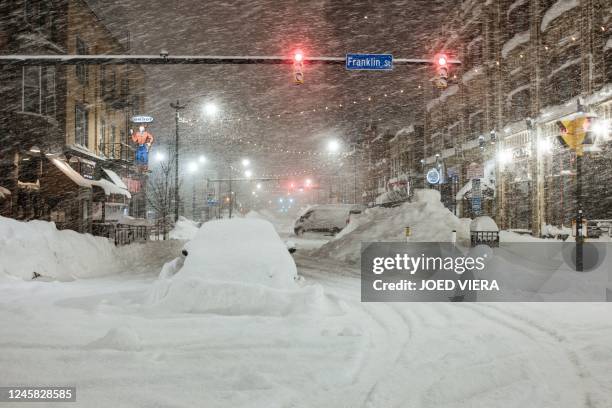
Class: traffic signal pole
0,54,462,66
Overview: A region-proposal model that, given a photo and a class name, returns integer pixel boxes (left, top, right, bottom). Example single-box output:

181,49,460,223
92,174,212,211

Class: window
507,87,531,122
22,66,56,116
22,66,40,113
42,66,56,117
76,37,89,84
75,103,89,146
469,111,484,137
110,125,117,157
100,119,107,154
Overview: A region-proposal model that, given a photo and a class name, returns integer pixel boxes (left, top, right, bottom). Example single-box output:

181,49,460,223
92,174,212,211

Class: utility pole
228,163,233,219
170,100,186,222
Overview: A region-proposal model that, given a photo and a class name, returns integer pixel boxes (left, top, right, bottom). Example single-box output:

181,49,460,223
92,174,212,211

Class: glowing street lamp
198,155,206,163
242,158,250,167
327,139,341,153
244,169,253,178
154,151,166,162
203,102,219,117
188,161,199,173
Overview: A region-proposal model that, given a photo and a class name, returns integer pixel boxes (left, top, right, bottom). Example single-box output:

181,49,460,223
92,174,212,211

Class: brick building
420,0,611,236
0,0,148,232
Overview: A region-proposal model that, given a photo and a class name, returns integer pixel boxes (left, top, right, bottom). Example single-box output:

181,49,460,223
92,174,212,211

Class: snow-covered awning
91,179,131,199
49,157,92,188
456,178,495,201
102,168,128,190
0,186,11,200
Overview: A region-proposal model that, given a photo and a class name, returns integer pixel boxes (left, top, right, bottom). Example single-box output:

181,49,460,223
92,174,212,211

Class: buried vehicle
294,204,364,236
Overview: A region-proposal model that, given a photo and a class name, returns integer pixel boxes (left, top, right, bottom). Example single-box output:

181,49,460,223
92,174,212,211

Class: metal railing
92,222,150,246
99,142,135,162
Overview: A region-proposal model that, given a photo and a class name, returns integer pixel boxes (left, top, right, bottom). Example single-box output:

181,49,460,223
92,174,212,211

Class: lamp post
170,100,186,222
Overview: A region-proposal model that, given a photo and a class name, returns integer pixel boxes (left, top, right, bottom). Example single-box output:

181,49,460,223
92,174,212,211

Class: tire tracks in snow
460,303,596,408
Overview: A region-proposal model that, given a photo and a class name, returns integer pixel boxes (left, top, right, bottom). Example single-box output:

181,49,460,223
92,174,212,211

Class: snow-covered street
1,219,611,407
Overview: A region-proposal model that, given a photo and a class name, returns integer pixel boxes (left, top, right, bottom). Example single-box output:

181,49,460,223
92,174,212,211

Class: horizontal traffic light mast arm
207,177,281,182
0,54,462,65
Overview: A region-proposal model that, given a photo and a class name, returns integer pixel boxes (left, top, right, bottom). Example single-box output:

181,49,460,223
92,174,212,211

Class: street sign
346,54,393,71
131,115,154,123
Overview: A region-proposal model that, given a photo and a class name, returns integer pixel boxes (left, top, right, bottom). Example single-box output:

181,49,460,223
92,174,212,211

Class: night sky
90,0,456,177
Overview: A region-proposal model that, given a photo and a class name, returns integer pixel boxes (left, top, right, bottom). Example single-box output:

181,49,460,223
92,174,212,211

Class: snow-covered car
293,204,364,236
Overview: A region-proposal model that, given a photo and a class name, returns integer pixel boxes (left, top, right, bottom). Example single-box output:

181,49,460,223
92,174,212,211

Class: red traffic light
294,51,304,63
437,54,448,67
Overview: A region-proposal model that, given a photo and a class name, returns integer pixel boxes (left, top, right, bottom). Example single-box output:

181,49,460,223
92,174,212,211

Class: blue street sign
346,54,393,71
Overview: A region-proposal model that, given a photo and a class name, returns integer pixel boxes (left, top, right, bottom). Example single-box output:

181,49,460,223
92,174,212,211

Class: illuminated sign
426,168,441,184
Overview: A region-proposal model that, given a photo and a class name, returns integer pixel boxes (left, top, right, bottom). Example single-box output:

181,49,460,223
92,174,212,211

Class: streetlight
327,139,341,153
154,151,165,162
256,183,262,190
203,102,219,117
188,161,199,173
244,169,253,178
198,155,206,163
170,100,186,222
242,158,250,167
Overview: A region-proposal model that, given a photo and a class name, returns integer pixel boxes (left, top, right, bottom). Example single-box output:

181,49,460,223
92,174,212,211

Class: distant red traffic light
437,54,448,67
294,51,304,62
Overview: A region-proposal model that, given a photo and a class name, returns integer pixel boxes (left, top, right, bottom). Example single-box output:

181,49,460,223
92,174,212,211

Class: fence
92,222,150,246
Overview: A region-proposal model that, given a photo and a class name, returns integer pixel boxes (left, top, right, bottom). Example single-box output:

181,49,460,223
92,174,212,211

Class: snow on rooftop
541,0,580,32
462,66,484,84
91,179,131,198
501,30,530,58
507,84,530,100
50,158,92,188
547,57,581,78
507,0,528,16
103,168,128,190
426,85,459,111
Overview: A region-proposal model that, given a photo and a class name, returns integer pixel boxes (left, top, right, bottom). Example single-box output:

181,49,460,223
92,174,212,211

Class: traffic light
293,50,304,85
433,53,449,89
556,115,594,156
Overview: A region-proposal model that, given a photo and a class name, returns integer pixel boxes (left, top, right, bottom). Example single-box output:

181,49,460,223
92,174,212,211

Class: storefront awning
49,157,92,189
102,168,128,190
92,179,131,199
0,186,11,200
456,178,495,201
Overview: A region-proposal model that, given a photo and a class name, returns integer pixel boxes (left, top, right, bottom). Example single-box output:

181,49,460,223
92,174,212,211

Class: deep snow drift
0,216,122,280
0,216,184,281
169,216,200,240
316,189,471,263
149,218,331,316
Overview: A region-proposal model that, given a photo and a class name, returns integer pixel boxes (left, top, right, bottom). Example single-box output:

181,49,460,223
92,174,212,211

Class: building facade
420,0,611,236
0,0,148,232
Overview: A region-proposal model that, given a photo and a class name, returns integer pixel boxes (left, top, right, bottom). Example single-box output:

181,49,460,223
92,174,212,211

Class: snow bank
0,216,122,280
86,327,142,352
169,216,199,240
149,218,333,316
316,189,471,264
